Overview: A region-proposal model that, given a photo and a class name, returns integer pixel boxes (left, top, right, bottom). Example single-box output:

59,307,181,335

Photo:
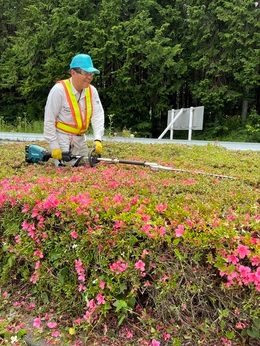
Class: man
44,53,104,165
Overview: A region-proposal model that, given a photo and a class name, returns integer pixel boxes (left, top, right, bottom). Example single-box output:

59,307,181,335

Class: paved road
0,131,260,151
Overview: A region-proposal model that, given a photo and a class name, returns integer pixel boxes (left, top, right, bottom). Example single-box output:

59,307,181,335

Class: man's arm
90,86,105,141
44,84,63,150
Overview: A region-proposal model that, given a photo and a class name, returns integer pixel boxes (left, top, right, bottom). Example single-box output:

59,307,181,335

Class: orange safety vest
55,79,93,135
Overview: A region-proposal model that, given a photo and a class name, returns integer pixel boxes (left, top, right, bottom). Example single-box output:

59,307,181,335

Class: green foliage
0,141,259,345
0,115,43,133
0,0,259,136
245,318,260,339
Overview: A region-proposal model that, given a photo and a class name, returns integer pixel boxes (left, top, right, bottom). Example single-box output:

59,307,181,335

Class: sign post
158,106,204,141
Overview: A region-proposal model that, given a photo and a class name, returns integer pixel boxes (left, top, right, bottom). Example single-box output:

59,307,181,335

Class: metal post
158,108,184,139
170,109,174,140
188,107,194,141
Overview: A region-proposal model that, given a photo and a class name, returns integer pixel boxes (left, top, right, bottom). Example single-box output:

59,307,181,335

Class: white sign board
158,106,204,141
167,106,204,130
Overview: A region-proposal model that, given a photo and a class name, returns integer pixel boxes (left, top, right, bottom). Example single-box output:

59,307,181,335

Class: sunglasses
73,68,94,76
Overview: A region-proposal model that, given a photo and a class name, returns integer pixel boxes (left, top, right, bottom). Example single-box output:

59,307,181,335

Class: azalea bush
0,142,259,346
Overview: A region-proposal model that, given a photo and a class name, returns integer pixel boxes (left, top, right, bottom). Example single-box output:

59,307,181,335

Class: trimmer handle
88,148,101,167
61,152,74,162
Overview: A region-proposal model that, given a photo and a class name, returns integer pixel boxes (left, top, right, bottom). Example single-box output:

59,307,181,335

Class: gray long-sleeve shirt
44,78,104,150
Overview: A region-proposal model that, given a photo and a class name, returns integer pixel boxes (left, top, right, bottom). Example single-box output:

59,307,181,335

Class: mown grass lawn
0,141,259,346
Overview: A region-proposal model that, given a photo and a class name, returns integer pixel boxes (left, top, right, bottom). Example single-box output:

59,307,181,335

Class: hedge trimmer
25,144,236,179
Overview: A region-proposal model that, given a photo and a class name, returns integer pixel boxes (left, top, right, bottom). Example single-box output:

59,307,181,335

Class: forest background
0,0,259,141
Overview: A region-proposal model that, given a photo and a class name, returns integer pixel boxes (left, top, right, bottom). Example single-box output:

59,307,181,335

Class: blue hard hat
70,54,100,74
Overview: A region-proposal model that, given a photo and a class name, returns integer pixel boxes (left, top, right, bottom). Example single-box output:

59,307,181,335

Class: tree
0,0,259,135
183,0,259,123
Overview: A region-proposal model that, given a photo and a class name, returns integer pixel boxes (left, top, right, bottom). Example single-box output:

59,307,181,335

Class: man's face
71,68,94,90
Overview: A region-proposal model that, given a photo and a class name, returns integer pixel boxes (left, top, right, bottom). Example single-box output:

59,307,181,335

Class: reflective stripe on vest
55,79,93,135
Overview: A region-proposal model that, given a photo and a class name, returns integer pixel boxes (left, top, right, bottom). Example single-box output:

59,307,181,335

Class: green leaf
117,314,126,327
247,328,260,339
113,299,128,312
7,254,16,267
118,283,127,293
225,330,235,340
58,267,69,285
174,248,183,261
17,329,27,337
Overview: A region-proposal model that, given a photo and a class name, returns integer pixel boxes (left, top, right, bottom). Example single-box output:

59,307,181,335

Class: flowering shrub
0,142,259,345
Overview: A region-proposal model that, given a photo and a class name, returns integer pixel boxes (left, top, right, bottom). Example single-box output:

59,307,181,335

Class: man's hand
51,148,62,160
94,140,103,155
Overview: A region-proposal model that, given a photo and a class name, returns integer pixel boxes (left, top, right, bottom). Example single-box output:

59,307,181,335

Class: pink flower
83,311,92,321
130,195,139,205
163,332,171,341
33,249,44,258
227,214,236,221
30,271,40,284
26,302,36,311
120,326,134,339
35,261,41,270
75,259,85,282
151,340,160,346
186,219,194,227
51,330,60,337
236,245,250,259
175,224,185,237
161,274,169,282
22,221,36,239
142,223,153,237
96,293,106,305
99,280,106,289
126,329,134,339
238,265,251,277
22,204,30,213
113,220,124,230
110,260,128,273
141,214,151,222
42,194,60,210
113,194,124,203
70,231,78,239
47,321,57,329
227,271,238,281
226,254,239,264
41,232,48,239
33,317,41,328
221,337,232,346
256,267,260,279
157,226,166,236
235,322,247,329
135,260,145,272
87,299,96,310
156,203,167,213
251,256,260,266
73,318,82,325
14,235,21,244
141,249,150,258
78,284,86,292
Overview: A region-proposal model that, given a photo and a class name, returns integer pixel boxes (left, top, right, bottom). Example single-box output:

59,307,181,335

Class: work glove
94,140,103,155
51,148,62,160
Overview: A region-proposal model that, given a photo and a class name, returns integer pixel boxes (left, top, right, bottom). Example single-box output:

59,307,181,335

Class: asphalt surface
0,131,260,151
